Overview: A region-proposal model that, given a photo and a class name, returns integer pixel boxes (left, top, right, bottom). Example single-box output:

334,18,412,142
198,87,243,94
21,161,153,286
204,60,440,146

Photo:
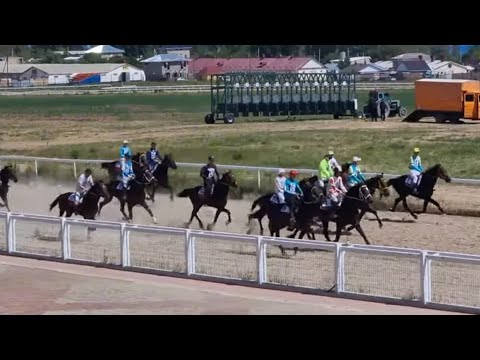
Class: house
324,63,340,73
0,63,145,86
428,60,472,78
158,45,192,59
394,60,432,80
341,63,389,81
141,54,190,81
0,56,24,64
190,57,327,80
374,60,394,71
331,56,371,65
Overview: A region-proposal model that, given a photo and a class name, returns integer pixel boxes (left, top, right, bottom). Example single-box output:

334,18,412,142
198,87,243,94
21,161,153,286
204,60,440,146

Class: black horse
98,169,157,224
317,183,378,245
387,164,451,219
49,181,109,237
0,165,18,212
247,175,323,235
178,171,238,230
145,153,178,202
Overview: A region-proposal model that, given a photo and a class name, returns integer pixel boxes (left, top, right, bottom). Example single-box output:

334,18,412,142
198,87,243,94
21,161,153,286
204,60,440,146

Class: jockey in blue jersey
120,140,132,167
408,147,424,193
146,142,162,173
347,156,366,188
120,153,135,201
284,170,304,228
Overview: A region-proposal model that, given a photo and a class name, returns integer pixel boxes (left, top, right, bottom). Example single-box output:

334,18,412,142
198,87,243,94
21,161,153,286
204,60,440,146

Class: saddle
68,193,84,205
405,174,423,188
198,184,215,197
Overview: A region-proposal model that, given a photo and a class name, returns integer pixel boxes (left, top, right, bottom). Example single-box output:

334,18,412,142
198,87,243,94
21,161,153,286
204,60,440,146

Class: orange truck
403,79,480,123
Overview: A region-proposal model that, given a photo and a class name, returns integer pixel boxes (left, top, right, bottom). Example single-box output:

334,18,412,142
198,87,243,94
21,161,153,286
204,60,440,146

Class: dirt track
1,180,480,308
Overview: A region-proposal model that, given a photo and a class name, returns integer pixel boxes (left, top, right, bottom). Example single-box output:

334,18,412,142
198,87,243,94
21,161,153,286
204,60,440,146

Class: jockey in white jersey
328,150,342,172
408,147,424,193
274,169,286,204
327,168,347,208
74,168,94,214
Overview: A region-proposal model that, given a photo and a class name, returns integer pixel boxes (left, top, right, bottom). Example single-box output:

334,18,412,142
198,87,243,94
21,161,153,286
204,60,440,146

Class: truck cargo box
415,79,480,113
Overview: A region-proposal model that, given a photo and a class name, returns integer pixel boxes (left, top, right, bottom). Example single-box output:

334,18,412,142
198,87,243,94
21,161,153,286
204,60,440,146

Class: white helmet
278,168,286,175
353,156,362,162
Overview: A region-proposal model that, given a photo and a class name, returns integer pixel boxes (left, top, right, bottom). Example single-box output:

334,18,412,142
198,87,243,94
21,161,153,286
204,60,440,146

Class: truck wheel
355,111,364,119
399,107,408,117
224,113,235,124
204,114,215,124
434,115,447,123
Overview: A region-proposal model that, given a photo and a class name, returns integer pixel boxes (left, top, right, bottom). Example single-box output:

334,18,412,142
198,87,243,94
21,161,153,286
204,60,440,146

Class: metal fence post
334,243,346,293
34,160,38,177
257,170,261,190
5,212,12,253
120,223,130,267
73,162,77,179
420,251,432,305
256,236,266,284
60,217,69,260
185,230,195,275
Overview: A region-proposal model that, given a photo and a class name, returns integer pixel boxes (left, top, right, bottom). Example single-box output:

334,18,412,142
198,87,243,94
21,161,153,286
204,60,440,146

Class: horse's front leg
402,198,418,219
365,206,383,229
207,208,222,231
98,195,113,216
223,208,232,226
419,198,445,215
141,201,157,224
389,197,402,212
322,220,331,242
355,223,371,245
165,183,174,201
120,200,129,221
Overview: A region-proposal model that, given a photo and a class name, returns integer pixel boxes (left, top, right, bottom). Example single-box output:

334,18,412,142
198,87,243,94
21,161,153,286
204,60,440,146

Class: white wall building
297,59,328,74
429,61,472,78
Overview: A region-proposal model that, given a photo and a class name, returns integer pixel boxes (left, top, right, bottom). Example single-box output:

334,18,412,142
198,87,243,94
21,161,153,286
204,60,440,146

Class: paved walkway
0,255,461,315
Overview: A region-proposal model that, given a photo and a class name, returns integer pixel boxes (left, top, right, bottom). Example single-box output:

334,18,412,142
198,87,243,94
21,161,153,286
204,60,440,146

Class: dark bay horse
49,181,109,237
98,170,157,224
247,175,323,235
387,164,451,219
317,183,378,245
0,165,18,212
178,171,238,230
101,153,145,181
145,153,178,202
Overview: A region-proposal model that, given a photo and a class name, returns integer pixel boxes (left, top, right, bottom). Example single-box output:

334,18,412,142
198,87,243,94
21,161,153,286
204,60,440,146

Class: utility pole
257,46,260,58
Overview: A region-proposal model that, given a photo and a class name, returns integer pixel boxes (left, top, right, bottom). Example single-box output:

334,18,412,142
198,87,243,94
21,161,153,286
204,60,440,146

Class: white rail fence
1,155,480,187
0,210,479,314
0,82,414,96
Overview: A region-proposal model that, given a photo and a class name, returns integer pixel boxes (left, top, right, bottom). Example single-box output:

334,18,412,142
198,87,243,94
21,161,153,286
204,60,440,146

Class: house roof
395,60,431,72
429,61,470,71
341,63,385,74
375,61,393,70
160,45,193,50
1,63,139,75
190,57,314,74
325,63,339,72
392,53,432,62
141,54,191,63
85,45,125,54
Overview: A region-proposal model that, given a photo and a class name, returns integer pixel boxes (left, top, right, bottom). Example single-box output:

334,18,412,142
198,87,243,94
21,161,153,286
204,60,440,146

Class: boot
122,189,128,202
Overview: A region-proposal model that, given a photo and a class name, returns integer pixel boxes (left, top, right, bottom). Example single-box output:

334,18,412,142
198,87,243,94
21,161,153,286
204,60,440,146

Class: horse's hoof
152,217,157,224
225,221,231,226
184,222,191,229
207,224,214,231
379,223,383,229
388,208,395,212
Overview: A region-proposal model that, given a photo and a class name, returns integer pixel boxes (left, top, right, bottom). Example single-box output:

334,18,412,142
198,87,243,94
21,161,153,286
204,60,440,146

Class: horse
387,164,451,219
49,181,109,238
0,165,18,212
316,183,378,245
145,153,178,202
98,169,157,224
177,171,238,230
247,175,323,235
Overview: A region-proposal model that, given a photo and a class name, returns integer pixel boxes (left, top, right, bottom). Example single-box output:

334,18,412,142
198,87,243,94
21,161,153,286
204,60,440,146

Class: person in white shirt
327,168,348,207
74,168,94,213
328,150,342,172
274,169,286,204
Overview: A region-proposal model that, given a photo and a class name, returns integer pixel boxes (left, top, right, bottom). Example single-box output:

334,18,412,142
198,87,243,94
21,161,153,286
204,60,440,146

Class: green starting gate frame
204,72,359,124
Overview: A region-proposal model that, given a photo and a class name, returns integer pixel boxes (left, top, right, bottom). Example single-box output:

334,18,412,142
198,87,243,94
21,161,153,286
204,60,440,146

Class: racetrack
2,180,480,309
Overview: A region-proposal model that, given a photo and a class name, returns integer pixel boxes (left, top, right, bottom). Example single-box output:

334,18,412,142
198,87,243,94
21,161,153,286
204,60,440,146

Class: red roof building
190,57,325,79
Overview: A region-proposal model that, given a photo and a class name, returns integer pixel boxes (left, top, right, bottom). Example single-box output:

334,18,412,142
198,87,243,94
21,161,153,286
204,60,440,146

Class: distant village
0,45,477,87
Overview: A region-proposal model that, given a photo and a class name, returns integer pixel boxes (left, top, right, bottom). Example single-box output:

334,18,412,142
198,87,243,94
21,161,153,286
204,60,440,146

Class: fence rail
0,210,478,314
1,155,479,186
0,82,414,96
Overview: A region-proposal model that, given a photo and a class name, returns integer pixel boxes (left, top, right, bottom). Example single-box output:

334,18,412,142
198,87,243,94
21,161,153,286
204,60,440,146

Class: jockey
121,153,135,201
408,147,424,193
274,168,286,204
74,168,94,214
347,156,366,187
328,150,342,172
327,168,348,208
285,170,304,227
119,140,132,167
200,156,220,196
146,142,162,173
319,153,334,183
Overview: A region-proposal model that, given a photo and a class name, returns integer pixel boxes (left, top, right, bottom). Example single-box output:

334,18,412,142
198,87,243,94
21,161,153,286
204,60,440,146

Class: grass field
2,88,480,185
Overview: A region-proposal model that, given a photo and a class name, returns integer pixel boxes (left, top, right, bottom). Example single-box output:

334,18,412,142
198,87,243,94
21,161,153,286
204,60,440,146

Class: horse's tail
177,188,194,198
49,196,60,212
251,196,264,211
387,178,395,187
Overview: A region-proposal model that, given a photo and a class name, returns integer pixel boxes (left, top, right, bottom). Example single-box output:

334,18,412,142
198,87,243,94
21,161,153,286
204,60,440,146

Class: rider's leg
74,192,80,214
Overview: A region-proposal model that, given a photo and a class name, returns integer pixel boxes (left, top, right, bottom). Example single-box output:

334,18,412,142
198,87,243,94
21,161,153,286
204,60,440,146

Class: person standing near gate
379,99,387,121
